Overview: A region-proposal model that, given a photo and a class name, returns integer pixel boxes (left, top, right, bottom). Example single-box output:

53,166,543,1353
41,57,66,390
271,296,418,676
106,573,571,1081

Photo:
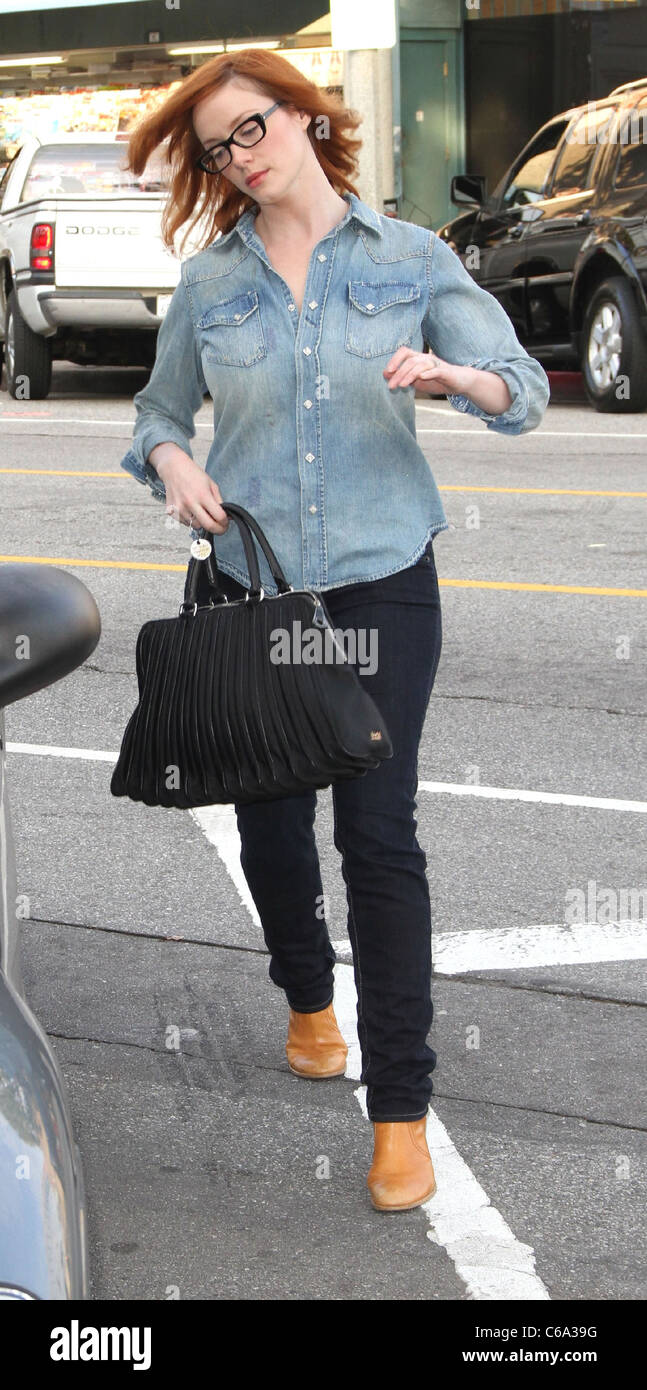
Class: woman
120,49,550,1212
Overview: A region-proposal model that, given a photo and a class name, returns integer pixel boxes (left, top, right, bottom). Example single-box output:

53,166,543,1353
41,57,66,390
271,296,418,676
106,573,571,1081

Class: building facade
1,1,646,233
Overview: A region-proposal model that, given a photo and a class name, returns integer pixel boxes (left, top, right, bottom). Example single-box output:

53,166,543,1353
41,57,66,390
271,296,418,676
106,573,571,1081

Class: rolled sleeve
422,231,550,435
119,270,209,501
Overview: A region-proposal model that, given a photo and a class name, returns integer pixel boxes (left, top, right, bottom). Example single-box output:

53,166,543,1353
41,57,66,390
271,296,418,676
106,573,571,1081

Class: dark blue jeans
210,541,443,1122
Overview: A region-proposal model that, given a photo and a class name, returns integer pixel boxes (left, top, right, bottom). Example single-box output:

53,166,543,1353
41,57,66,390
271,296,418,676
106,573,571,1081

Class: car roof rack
608,78,647,96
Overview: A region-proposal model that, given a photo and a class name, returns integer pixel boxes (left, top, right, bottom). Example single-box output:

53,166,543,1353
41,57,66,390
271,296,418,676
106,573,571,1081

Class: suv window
500,120,570,209
612,98,647,191
550,105,617,196
19,143,170,202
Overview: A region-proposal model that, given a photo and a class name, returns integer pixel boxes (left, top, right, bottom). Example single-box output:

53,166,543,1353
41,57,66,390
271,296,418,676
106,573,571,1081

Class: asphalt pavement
1,363,645,1301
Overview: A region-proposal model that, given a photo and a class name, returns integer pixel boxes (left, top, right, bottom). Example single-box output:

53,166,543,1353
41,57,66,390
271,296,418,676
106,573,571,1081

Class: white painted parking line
332,920,647,973
193,802,551,1301
5,742,118,761
0,416,213,428
2,407,646,440
416,428,647,437
9,744,643,970
418,780,647,813
5,746,647,814
192,804,261,926
414,404,647,436
10,744,644,979
4,419,645,440
338,978,550,1301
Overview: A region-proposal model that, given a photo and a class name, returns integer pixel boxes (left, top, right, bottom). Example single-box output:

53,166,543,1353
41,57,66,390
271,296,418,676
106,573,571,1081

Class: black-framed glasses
195,101,284,175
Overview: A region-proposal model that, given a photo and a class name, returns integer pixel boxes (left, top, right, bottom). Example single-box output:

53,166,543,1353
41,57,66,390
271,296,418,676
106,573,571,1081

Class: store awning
0,0,327,54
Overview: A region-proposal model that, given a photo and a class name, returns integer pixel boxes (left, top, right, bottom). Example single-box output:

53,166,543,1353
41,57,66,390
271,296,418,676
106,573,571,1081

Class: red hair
125,48,363,254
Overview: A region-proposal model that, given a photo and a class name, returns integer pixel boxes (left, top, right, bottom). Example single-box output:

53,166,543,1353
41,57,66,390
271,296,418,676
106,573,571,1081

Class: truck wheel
581,277,647,413
5,289,52,399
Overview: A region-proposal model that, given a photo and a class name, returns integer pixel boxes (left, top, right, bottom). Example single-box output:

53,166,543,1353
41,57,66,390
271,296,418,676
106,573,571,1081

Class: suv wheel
4,289,52,400
582,277,647,413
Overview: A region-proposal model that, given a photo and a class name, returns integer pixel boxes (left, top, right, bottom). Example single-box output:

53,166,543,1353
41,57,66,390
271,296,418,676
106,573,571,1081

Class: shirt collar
233,189,383,249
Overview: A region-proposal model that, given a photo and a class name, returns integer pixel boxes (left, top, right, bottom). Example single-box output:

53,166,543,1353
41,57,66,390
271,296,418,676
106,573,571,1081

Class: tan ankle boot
367,1118,437,1211
285,1002,348,1078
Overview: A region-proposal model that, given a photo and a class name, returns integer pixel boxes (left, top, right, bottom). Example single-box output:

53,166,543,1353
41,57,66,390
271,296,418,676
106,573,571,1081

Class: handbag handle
219,503,292,595
183,508,261,608
182,503,291,609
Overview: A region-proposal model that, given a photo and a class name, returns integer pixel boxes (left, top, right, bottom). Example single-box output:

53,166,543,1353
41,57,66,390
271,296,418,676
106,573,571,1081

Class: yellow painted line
440,578,647,598
2,468,647,500
0,467,124,477
0,555,185,572
1,553,646,597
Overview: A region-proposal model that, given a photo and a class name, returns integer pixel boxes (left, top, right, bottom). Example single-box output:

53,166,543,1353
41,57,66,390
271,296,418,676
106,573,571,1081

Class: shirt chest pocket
345,280,422,359
195,289,266,367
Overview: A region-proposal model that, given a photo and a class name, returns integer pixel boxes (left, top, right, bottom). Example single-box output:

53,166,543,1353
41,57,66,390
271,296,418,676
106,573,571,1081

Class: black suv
437,80,647,412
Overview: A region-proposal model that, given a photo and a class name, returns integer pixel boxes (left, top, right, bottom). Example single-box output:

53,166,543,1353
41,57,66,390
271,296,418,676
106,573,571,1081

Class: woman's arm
412,230,550,434
457,366,512,415
118,273,209,500
397,362,513,415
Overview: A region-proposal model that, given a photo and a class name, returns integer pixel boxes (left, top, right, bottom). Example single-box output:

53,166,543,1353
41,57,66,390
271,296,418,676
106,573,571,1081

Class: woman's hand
383,347,513,414
383,346,472,397
149,443,229,534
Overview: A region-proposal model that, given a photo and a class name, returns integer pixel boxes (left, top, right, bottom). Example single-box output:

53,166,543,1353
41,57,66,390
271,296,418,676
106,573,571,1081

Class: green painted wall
400,0,462,26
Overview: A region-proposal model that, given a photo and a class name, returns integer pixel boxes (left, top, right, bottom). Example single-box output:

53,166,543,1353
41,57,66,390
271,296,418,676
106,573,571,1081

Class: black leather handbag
110,503,393,809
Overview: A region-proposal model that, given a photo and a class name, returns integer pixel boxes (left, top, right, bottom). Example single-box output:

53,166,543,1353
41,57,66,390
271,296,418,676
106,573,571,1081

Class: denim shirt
119,190,549,594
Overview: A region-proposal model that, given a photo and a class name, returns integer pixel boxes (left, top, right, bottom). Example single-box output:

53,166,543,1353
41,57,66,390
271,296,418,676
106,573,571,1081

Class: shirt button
303,346,311,355
305,452,315,462
366,303,374,310
304,399,312,409
317,253,326,262
309,504,317,514
288,303,295,311
308,300,318,309
234,313,241,320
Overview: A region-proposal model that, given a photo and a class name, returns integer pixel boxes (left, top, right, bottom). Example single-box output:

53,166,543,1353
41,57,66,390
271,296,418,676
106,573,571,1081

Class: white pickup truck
0,133,184,399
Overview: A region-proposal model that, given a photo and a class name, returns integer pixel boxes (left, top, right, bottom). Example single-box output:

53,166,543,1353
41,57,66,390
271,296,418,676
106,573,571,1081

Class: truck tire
4,289,52,399
581,276,647,413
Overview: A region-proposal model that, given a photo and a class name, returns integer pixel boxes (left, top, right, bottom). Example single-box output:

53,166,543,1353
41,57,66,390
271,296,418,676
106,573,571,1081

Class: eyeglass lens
206,118,264,169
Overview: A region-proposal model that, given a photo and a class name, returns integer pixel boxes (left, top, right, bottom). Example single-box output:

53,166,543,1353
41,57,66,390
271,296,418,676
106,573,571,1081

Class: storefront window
0,84,182,154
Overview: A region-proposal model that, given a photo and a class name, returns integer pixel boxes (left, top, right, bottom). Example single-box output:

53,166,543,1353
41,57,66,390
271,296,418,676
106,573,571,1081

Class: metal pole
391,0,402,207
